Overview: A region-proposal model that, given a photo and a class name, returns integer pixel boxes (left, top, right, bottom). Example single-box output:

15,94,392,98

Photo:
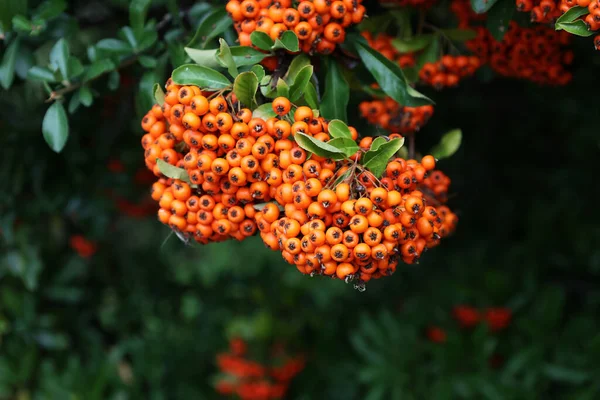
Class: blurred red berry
426,326,447,343
69,235,97,258
452,305,480,328
485,308,512,331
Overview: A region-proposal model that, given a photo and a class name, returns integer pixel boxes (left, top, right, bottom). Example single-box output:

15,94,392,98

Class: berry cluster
255,154,458,288
453,305,512,331
451,0,573,85
141,77,457,286
419,55,481,89
358,98,434,134
215,338,305,400
226,0,366,54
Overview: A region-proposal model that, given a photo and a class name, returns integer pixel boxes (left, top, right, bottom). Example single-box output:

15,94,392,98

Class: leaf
303,81,318,110
252,103,276,120
185,48,221,69
250,31,274,51
83,59,115,81
233,72,259,109
391,35,434,53
327,138,359,157
50,38,70,79
556,20,595,37
67,56,84,79
556,5,589,25
440,28,478,41
362,138,405,177
327,120,352,139
272,31,300,52
27,66,56,82
289,65,313,101
187,8,233,49
129,0,151,37
156,159,191,183
355,41,433,107
79,86,93,107
276,78,289,98
0,38,20,89
486,0,515,41
42,102,69,153
543,364,590,384
217,39,238,78
430,129,462,159
320,58,349,121
68,90,80,114
96,38,132,55
260,75,277,98
471,0,500,14
369,137,388,152
138,55,157,68
251,64,265,81
416,35,441,69
108,70,120,91
230,46,269,66
171,64,231,90
285,54,310,84
153,83,165,106
294,133,347,160
11,15,32,33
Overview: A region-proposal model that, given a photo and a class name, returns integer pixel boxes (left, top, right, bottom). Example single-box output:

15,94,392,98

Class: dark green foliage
1,1,600,399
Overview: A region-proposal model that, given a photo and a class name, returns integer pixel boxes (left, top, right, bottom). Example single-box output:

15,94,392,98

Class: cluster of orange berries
419,55,481,89
215,338,305,400
358,98,434,134
226,0,366,54
255,153,457,288
451,0,573,85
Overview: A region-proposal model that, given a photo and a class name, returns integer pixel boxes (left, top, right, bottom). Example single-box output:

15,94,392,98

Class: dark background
1,0,600,398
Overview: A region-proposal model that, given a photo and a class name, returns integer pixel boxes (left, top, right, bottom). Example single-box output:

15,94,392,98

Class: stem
46,56,139,103
417,10,426,35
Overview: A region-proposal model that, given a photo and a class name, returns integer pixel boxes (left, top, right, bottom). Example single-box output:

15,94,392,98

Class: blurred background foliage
1,0,600,399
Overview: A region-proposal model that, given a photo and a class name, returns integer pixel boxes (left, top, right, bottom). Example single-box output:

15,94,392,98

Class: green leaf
33,0,66,20
369,137,388,152
230,46,269,66
556,5,588,25
252,103,276,120
486,0,515,41
83,59,115,81
362,138,405,177
187,8,233,49
250,31,274,51
185,48,221,69
416,35,441,69
67,56,83,79
11,15,32,33
0,38,20,89
430,129,462,159
153,83,165,106
471,0,500,13
96,38,132,55
294,133,347,160
156,159,191,183
0,1,28,32
50,39,70,79
276,78,289,98
556,20,595,36
355,41,433,107
289,65,313,101
121,26,138,49
42,102,69,153
327,120,352,139
303,81,318,110
251,64,265,81
391,35,434,53
138,55,157,68
543,364,590,384
440,28,478,41
79,86,93,107
327,138,359,157
129,0,151,37
272,31,300,52
286,54,310,83
138,29,158,51
14,48,33,79
217,39,238,78
108,70,120,91
320,58,349,121
233,71,259,109
68,90,80,114
171,64,231,90
260,75,277,98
